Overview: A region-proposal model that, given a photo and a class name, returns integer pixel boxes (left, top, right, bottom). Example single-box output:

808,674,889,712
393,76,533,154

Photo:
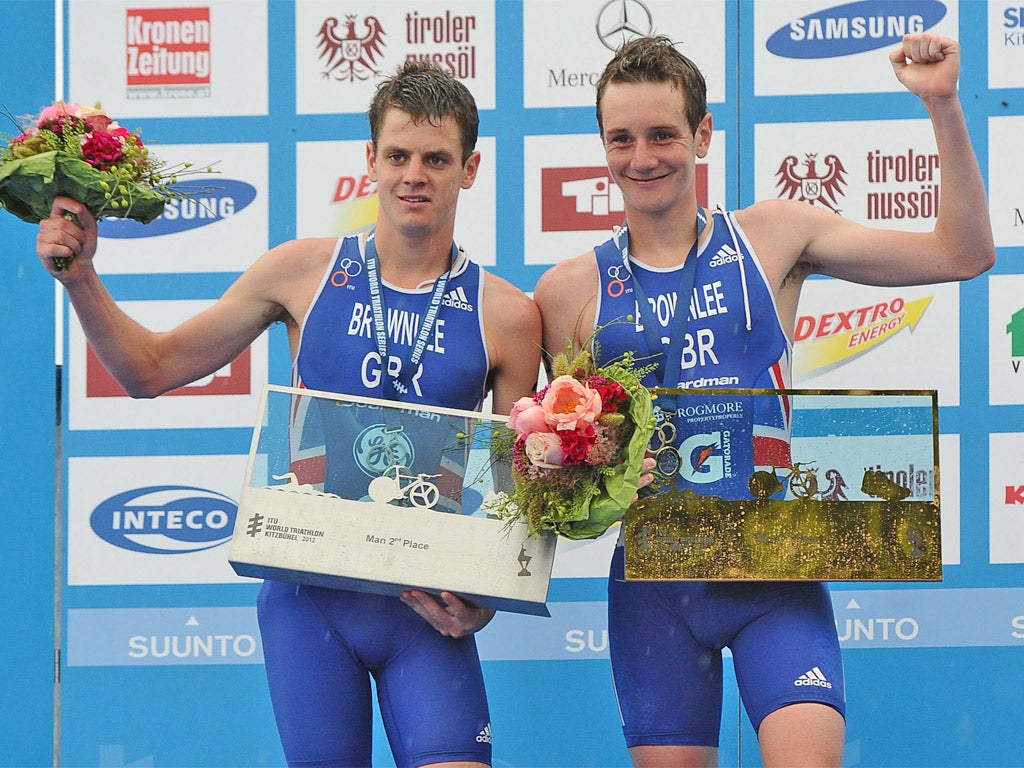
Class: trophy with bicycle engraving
229,385,556,615
625,388,941,582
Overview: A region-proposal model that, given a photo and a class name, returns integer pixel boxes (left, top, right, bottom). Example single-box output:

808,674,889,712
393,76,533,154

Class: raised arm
36,196,311,397
744,33,994,300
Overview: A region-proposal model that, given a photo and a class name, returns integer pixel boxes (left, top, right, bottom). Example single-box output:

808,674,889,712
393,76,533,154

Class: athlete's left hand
401,589,496,638
890,33,960,101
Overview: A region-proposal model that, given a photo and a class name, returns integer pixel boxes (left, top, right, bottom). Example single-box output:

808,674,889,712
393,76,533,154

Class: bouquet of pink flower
492,347,656,540
0,101,214,266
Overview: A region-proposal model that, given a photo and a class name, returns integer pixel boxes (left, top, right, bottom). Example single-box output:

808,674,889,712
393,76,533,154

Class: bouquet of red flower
0,101,214,266
493,347,656,540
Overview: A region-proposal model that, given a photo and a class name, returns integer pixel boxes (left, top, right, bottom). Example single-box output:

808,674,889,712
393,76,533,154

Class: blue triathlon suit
594,210,845,748
257,233,493,767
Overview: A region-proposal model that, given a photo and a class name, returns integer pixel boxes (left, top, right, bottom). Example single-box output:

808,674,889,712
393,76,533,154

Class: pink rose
38,102,81,125
524,432,564,469
509,396,551,439
542,375,603,431
76,105,114,131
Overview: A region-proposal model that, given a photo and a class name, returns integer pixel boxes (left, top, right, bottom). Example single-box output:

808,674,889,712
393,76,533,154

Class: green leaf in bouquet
0,150,166,224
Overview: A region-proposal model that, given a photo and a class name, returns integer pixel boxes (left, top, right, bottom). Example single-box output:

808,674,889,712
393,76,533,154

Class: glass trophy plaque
625,388,940,582
229,385,555,615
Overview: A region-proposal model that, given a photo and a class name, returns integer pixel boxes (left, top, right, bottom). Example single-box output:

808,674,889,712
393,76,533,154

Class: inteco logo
90,485,237,554
541,165,707,232
766,0,945,59
98,179,256,239
86,346,251,397
126,7,211,97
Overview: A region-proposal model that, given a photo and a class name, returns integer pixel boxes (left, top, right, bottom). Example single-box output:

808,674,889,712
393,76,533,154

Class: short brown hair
596,36,707,135
368,59,479,164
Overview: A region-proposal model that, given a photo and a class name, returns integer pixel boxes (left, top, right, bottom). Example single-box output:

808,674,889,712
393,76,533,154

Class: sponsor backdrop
2,0,1024,766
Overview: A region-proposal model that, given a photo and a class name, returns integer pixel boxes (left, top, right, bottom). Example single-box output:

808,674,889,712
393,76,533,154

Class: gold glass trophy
625,388,940,582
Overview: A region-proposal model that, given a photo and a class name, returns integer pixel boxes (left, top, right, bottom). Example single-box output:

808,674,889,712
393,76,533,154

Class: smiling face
366,107,480,241
600,80,711,220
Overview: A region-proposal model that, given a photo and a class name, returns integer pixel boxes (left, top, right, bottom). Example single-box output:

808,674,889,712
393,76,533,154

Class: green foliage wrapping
0,151,166,224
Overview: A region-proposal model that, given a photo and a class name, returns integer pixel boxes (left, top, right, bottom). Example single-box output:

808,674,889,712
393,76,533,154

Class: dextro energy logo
541,165,707,231
331,170,378,234
794,295,932,376
98,179,256,238
90,485,236,554
766,0,946,59
776,153,849,213
126,6,211,98
86,345,251,397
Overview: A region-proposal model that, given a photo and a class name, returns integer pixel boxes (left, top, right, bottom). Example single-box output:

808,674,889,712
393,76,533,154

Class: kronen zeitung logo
793,295,932,376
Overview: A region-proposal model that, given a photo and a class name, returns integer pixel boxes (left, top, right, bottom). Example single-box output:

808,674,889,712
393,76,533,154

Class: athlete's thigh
375,626,491,768
728,581,845,732
257,580,374,767
608,547,724,747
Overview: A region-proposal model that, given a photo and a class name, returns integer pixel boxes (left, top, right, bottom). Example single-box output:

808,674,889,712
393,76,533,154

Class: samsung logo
98,178,256,239
766,0,946,59
90,485,237,554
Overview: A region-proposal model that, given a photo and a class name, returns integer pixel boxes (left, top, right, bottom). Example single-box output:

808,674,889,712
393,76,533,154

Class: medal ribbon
364,230,456,398
615,209,707,478
615,208,707,394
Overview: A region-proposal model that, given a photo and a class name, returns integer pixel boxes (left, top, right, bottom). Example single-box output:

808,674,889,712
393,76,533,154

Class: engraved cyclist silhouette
367,464,441,509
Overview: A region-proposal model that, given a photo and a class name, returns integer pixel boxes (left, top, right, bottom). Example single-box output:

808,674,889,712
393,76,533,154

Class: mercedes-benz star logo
596,0,654,51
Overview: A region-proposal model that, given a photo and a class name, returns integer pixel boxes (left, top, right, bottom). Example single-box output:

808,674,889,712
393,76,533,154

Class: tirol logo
91,485,236,554
126,7,211,98
405,9,480,80
794,295,932,377
98,179,256,239
542,165,708,232
1006,307,1024,373
317,14,386,81
86,345,251,397
775,153,848,214
766,1,946,59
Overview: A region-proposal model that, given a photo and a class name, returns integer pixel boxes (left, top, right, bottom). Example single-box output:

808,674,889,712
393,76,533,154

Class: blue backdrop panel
4,1,1023,767
0,1,57,766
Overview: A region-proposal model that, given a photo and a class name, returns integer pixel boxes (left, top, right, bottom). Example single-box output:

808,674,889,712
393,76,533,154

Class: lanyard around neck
616,208,707,389
363,230,456,397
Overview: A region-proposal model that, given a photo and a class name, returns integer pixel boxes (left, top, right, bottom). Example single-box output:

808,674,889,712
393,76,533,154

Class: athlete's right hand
37,197,98,277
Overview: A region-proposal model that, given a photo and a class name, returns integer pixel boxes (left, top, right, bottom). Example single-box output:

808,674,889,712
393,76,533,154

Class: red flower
588,376,627,413
80,130,125,170
559,424,596,465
